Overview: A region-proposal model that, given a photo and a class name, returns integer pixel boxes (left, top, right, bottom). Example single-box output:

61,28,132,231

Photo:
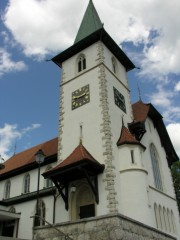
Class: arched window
112,57,117,74
9,206,16,213
4,180,11,199
159,205,163,230
171,210,176,233
34,200,46,227
150,143,163,191
77,54,86,72
154,203,159,228
162,207,167,231
45,166,53,188
166,208,171,232
23,173,30,193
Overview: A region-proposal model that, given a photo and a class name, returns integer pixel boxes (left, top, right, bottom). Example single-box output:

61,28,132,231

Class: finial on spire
121,115,124,126
137,81,142,101
79,123,83,144
13,142,17,156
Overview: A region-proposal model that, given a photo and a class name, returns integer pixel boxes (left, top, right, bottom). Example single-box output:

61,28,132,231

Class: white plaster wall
60,65,104,164
15,199,36,239
139,117,180,239
102,44,128,87
54,195,69,223
0,164,56,200
120,169,152,224
149,187,180,238
62,43,100,82
115,145,152,226
142,118,175,197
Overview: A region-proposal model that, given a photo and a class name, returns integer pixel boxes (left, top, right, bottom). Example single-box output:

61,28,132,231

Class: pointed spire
117,125,139,146
74,0,103,43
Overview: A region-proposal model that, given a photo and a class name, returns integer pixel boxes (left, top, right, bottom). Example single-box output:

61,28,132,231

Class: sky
0,0,180,161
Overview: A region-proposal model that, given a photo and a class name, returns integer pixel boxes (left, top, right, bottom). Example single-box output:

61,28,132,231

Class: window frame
4,180,11,199
44,166,53,188
23,173,30,194
150,143,163,191
77,54,86,73
34,200,46,227
112,57,117,74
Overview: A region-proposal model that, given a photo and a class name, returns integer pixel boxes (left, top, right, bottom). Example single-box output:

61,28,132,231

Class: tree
171,161,180,213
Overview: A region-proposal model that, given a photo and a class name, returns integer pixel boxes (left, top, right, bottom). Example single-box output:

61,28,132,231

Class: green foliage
171,161,180,213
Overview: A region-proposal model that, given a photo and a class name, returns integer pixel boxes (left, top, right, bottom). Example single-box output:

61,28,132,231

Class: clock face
113,87,126,113
72,84,90,110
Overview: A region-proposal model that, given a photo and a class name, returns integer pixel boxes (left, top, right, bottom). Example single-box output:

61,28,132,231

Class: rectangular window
131,150,135,164
79,204,95,219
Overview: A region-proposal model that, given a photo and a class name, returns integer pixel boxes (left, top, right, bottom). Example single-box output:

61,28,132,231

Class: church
0,1,179,239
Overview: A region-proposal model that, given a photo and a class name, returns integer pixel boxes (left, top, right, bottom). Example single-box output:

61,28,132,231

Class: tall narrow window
112,57,117,74
78,54,86,72
150,143,163,191
34,200,46,227
24,173,30,193
130,150,135,164
4,180,11,199
9,206,16,213
154,203,161,229
171,210,176,233
45,166,53,188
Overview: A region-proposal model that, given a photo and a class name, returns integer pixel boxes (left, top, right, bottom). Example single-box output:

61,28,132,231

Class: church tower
51,0,136,216
44,1,180,238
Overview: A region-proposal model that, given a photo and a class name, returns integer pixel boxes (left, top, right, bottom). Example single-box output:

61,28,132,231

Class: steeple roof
130,100,179,165
74,0,103,43
52,1,135,71
43,143,103,174
43,143,104,182
117,125,145,149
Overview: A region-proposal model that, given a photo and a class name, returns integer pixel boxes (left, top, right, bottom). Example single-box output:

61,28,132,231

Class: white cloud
147,84,180,123
167,123,180,158
0,48,27,77
0,123,41,160
175,82,180,92
2,0,180,79
2,0,81,58
148,85,173,108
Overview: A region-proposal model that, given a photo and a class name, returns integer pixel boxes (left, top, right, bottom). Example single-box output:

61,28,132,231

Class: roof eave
43,159,105,179
52,28,135,72
117,141,146,150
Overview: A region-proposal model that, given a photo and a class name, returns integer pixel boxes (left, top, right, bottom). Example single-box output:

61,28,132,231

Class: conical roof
74,0,103,43
117,125,141,146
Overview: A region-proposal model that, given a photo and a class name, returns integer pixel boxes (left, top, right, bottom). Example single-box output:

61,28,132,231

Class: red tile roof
132,100,150,122
44,143,102,175
117,125,140,146
0,137,58,175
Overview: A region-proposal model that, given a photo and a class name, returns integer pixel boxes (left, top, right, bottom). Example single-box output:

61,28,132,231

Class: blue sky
0,0,180,160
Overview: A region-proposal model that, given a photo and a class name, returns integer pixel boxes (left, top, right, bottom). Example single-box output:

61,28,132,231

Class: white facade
0,1,179,240
56,36,180,238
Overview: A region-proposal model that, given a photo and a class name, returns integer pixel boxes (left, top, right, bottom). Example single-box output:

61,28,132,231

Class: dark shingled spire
74,0,103,43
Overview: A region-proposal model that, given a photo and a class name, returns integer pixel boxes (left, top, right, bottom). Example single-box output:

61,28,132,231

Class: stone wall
33,213,177,240
0,238,29,240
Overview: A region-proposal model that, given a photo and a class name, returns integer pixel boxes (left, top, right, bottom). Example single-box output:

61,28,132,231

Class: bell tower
50,0,136,217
